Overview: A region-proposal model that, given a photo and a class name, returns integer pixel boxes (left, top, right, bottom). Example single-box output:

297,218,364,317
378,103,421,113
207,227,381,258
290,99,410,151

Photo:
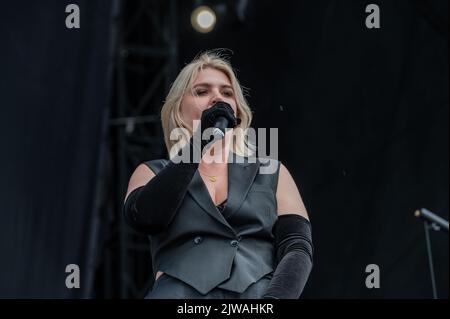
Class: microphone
212,116,228,140
415,208,449,232
204,101,241,140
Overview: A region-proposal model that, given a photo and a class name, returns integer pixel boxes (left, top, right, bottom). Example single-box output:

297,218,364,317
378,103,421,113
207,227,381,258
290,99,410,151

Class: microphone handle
212,116,229,139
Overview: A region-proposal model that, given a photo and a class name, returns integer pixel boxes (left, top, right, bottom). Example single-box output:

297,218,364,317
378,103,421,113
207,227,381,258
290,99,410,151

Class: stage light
191,5,217,33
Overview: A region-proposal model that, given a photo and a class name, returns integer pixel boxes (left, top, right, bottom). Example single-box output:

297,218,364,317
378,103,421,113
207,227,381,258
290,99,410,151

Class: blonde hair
160,49,255,158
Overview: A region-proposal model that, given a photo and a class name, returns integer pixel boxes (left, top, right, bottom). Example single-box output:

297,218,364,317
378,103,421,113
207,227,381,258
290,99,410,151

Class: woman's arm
276,163,309,219
262,163,313,299
123,145,199,235
124,164,156,204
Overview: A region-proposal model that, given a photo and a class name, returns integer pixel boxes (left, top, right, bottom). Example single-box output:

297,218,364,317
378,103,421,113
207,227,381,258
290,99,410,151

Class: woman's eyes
194,89,233,97
195,90,207,96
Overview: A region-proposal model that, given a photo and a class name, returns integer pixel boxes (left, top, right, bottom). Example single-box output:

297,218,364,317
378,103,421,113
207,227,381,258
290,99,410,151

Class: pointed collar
187,152,260,234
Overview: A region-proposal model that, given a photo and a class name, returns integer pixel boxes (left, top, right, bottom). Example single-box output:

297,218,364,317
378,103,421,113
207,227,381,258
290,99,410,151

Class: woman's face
180,67,238,130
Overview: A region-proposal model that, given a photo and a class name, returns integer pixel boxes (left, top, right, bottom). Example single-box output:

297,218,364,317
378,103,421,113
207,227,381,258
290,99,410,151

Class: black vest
144,154,280,294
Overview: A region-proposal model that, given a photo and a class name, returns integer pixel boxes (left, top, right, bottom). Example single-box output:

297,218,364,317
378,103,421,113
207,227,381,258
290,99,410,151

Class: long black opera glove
123,142,198,235
262,214,313,299
123,102,239,235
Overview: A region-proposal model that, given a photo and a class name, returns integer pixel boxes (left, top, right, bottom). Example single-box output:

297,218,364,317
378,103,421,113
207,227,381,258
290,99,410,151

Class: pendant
209,176,217,182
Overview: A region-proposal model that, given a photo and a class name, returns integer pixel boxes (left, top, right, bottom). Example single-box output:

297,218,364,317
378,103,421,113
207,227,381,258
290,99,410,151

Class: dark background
0,0,447,298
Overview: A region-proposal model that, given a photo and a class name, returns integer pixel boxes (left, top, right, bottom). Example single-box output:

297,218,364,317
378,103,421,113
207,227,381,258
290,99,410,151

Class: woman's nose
209,95,223,107
211,96,220,104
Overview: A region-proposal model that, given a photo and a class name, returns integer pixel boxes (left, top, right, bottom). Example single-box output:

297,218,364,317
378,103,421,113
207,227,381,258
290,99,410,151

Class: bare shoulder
124,163,156,203
276,162,309,220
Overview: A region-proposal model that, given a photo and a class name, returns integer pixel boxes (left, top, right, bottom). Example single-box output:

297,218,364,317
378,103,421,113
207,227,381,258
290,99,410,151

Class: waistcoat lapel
187,153,260,233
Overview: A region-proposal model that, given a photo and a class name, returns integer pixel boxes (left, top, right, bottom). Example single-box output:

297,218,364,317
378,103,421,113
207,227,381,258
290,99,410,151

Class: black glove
123,102,240,235
193,101,241,156
200,101,241,133
262,214,313,299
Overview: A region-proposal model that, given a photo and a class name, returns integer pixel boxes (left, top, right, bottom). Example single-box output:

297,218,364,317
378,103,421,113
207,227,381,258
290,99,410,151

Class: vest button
193,236,203,244
230,239,239,247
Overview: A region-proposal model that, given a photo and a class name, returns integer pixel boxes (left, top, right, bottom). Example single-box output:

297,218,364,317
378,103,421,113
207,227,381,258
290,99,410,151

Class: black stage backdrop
0,0,448,298
0,0,114,298
178,0,449,298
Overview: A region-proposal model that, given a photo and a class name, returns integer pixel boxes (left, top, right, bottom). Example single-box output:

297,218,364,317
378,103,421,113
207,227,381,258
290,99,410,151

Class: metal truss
88,0,178,298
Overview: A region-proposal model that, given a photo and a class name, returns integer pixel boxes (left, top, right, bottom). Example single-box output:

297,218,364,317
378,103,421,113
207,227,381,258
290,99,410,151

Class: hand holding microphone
196,101,241,154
